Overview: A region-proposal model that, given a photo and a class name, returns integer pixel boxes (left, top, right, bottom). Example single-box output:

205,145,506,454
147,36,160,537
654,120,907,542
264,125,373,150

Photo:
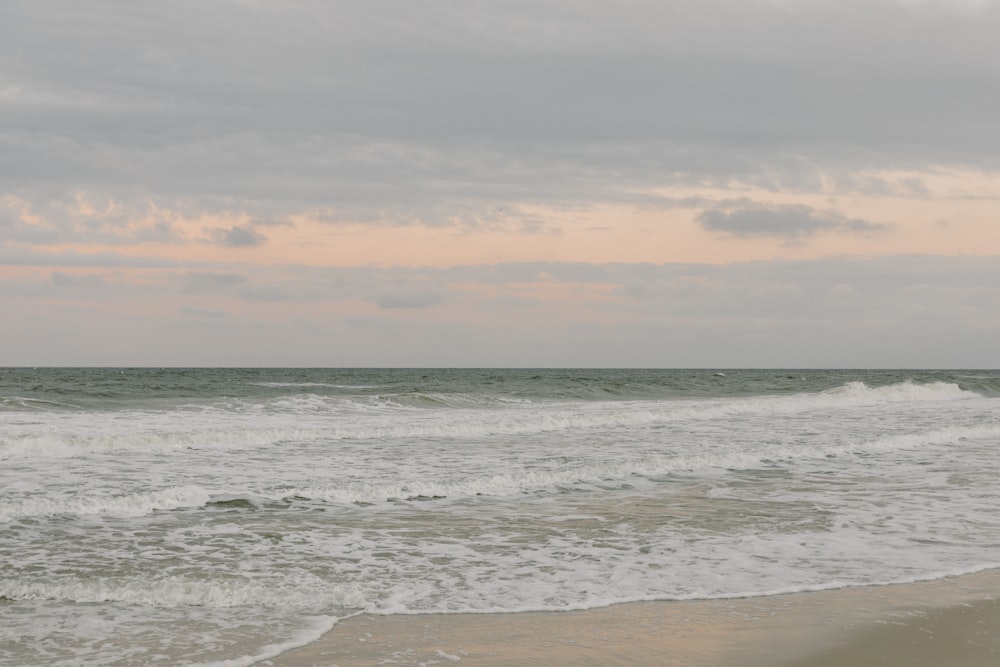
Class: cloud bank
696,205,888,240
3,255,998,367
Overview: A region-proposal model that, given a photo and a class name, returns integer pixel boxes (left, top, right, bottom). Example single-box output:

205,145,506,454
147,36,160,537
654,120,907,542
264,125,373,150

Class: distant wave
0,396,81,411
820,381,978,401
0,382,986,460
249,382,385,389
368,392,534,408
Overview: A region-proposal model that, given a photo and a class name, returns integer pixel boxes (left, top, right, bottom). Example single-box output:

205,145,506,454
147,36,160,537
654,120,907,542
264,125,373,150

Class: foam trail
187,614,344,667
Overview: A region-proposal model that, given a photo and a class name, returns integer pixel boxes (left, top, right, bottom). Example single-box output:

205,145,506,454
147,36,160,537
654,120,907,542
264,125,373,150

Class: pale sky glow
2,0,999,367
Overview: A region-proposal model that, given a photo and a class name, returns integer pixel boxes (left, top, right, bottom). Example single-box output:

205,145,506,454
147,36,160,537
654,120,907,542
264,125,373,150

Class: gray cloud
2,1,999,227
0,246,183,268
696,205,888,240
238,286,293,303
0,195,183,246
179,271,247,294
208,225,267,247
50,271,106,287
372,290,449,309
179,304,232,319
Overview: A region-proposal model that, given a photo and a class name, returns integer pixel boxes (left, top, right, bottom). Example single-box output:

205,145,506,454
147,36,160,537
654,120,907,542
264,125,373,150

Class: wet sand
273,569,1000,666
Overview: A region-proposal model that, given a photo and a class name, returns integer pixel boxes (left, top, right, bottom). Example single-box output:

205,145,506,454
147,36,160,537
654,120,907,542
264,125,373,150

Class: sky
2,0,999,367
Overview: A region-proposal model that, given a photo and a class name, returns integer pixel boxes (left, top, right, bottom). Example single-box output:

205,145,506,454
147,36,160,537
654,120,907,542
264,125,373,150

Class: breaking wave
0,382,983,460
6,424,997,517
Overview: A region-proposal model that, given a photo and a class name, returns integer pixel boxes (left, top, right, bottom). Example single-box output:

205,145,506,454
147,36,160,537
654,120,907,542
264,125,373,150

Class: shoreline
272,569,1000,666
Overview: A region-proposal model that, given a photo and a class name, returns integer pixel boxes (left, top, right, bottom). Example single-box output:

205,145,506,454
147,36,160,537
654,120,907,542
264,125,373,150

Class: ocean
2,368,999,666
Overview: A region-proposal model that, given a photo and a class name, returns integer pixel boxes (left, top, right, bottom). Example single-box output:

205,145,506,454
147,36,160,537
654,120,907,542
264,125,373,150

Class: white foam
844,423,1000,454
0,576,368,609
821,380,977,402
0,485,214,522
250,382,367,388
283,455,735,504
7,421,993,519
185,614,343,667
278,423,1000,505
0,425,324,459
369,566,1000,616
0,395,81,410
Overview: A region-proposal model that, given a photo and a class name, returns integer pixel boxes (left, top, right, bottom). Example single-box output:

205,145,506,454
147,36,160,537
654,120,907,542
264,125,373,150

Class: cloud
3,255,999,366
696,205,887,240
0,246,182,268
208,225,267,247
50,271,106,287
3,2,1000,367
3,1,999,229
179,304,232,319
0,193,183,246
180,271,247,294
372,289,449,309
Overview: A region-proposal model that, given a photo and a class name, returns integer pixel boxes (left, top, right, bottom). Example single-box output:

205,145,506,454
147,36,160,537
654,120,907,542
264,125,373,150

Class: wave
187,615,344,667
0,382,986,460
260,381,977,412
248,380,983,415
0,485,215,522
9,424,996,518
277,423,1000,504
249,382,384,389
0,575,365,609
843,423,1000,454
0,426,326,459
252,391,534,413
171,391,534,415
0,396,81,411
369,392,534,408
366,566,1000,616
6,568,999,622
820,381,978,401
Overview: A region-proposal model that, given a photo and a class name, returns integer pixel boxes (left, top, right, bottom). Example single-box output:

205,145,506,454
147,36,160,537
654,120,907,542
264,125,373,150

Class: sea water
2,368,999,665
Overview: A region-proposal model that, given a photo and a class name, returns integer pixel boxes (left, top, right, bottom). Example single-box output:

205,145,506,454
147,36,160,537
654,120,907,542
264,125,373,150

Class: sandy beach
273,569,1000,666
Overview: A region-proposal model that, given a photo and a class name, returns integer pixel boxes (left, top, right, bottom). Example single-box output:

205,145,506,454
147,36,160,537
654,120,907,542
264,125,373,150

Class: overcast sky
2,0,999,367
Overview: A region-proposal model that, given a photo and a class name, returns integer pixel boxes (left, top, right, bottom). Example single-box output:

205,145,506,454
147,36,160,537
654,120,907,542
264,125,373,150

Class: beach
274,570,1000,666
